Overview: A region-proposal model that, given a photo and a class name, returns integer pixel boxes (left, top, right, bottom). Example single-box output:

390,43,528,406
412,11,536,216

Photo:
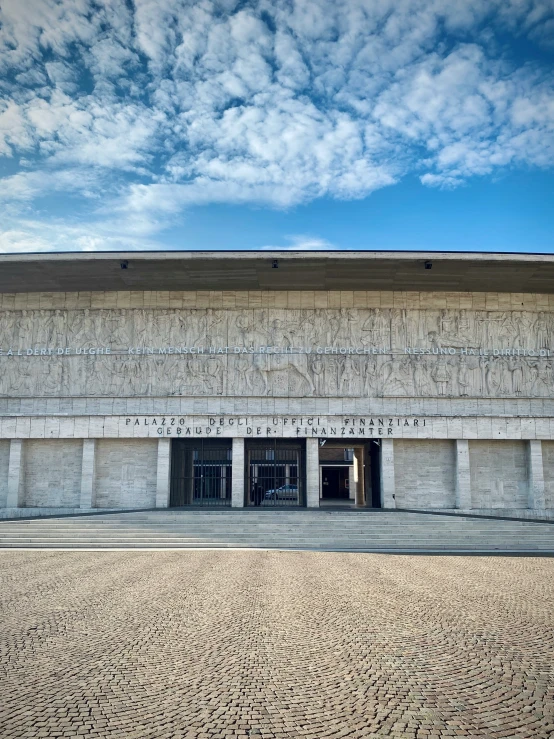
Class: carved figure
428,331,442,350
535,312,549,349
310,355,325,396
52,309,66,347
431,357,451,396
204,356,223,394
235,313,254,346
17,310,34,347
40,357,62,395
338,355,359,395
413,355,432,396
324,310,341,346
531,360,552,396
390,309,407,350
362,309,388,347
250,353,315,395
439,309,455,338
362,359,377,396
457,309,472,343
382,358,412,396
496,357,510,395
508,357,524,396
480,357,497,396
203,309,224,347
497,313,515,350
513,312,533,350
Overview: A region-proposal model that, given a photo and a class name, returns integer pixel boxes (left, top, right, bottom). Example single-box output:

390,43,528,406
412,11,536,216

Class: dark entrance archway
170,439,232,507
245,439,305,507
321,466,350,499
318,440,381,508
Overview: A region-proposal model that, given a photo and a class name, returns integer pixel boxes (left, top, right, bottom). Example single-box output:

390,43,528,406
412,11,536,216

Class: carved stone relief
0,307,553,398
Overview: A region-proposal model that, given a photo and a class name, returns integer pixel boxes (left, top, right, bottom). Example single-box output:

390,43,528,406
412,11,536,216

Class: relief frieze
0,307,554,398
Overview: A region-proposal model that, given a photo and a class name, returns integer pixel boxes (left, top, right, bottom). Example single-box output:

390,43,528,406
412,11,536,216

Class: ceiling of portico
1,251,554,294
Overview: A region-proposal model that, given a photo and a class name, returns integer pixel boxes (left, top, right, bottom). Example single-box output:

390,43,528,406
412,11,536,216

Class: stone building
0,250,553,519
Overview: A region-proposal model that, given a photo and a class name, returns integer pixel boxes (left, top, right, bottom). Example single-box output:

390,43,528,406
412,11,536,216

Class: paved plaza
1,552,553,739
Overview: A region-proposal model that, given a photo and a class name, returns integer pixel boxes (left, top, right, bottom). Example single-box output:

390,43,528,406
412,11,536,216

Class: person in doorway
253,483,263,506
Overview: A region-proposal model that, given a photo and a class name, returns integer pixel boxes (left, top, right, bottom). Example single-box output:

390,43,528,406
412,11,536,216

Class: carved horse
248,353,315,395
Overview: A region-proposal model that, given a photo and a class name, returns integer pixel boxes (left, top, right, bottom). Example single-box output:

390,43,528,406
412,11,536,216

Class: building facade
1,251,553,519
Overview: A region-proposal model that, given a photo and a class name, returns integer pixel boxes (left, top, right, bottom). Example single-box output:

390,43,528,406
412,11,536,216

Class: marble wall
394,440,456,508
95,439,158,509
23,440,82,508
0,440,9,508
541,441,554,508
469,440,529,509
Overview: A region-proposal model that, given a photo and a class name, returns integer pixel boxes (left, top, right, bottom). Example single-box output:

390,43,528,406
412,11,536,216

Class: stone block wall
95,440,158,509
0,440,9,507
393,440,456,508
469,440,528,509
23,440,82,508
541,441,554,508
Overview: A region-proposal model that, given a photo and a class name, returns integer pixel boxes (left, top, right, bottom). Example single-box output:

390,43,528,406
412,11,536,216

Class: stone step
1,510,552,552
1,543,552,552
0,527,551,536
1,526,550,535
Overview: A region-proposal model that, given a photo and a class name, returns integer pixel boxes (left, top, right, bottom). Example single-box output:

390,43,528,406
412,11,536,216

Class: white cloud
261,235,336,251
0,0,553,251
0,217,163,253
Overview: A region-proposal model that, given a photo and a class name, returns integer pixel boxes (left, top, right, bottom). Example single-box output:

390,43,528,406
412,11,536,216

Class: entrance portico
166,436,385,509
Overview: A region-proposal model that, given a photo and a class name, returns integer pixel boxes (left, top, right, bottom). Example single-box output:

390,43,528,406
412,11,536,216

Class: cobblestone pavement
1,553,553,739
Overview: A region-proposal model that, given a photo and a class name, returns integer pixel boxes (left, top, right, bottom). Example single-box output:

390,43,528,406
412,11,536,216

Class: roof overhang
1,250,553,294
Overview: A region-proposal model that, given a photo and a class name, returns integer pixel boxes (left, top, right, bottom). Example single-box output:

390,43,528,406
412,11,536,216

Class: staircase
0,510,553,552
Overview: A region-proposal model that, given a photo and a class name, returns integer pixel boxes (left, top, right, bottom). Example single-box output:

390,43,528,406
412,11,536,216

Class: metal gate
246,440,304,507
170,439,232,506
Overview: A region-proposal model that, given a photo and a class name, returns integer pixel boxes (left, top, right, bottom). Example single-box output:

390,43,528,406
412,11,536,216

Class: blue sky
0,0,553,254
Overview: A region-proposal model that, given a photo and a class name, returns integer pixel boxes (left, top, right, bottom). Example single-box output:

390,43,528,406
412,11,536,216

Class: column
80,439,96,509
305,438,320,508
348,464,356,501
354,448,365,506
6,439,24,509
231,437,245,508
528,440,546,511
380,439,395,509
155,438,171,508
455,439,472,510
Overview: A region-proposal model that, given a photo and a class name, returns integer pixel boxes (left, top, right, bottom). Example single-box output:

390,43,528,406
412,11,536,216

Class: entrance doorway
245,439,305,507
170,439,232,506
319,440,382,508
321,467,350,499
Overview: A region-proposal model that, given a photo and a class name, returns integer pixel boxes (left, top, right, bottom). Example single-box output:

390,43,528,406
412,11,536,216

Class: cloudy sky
1,0,553,253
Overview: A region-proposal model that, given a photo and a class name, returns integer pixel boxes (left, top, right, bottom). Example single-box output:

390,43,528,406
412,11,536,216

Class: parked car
264,484,299,501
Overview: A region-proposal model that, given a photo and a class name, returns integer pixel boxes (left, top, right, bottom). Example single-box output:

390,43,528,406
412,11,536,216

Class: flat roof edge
1,250,554,264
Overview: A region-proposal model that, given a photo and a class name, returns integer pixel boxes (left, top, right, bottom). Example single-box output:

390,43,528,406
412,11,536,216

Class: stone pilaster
305,438,320,508
6,439,24,509
380,439,395,509
348,464,356,500
528,440,546,511
354,448,365,506
231,438,245,508
155,438,171,508
80,439,96,509
455,439,472,510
